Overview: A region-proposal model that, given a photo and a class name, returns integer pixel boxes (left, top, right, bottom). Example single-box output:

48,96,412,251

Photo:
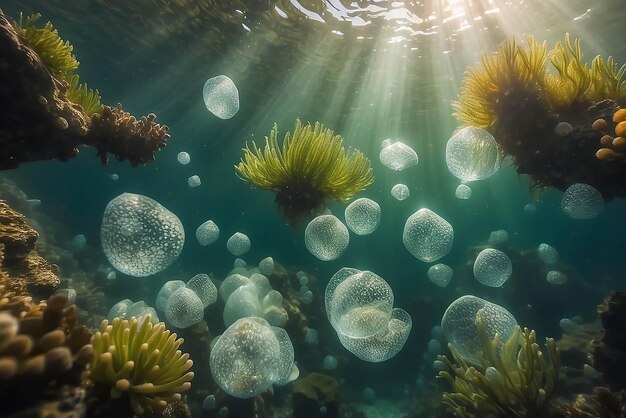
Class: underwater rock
402,208,453,262
165,287,204,329
427,263,453,287
196,220,220,246
473,248,512,287
391,184,410,201
305,215,349,261
592,291,626,391
446,126,500,182
344,198,380,236
561,183,604,220
203,75,240,119
226,232,250,256
379,140,418,171
100,193,185,277
293,373,339,418
455,184,472,199
0,201,39,261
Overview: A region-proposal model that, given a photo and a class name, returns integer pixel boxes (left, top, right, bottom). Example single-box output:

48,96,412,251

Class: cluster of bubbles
391,184,410,201
227,232,251,256
561,183,604,219
379,140,418,171
446,126,500,182
203,75,239,119
403,209,453,262
209,317,298,398
305,215,349,261
537,243,567,284
325,268,412,362
427,264,453,287
344,198,381,236
156,273,218,328
473,248,512,287
196,220,220,246
101,193,185,277
108,299,159,325
296,271,314,304
441,295,518,365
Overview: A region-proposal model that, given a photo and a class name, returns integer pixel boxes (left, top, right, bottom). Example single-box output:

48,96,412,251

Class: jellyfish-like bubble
220,274,250,301
427,264,453,287
403,209,453,262
165,287,204,329
391,184,410,201
196,220,220,246
441,295,518,365
107,299,132,320
455,184,471,199
344,198,381,236
363,387,376,403
537,243,559,264
203,75,239,119
473,248,512,287
561,183,604,219
428,339,442,354
259,257,274,276
209,317,296,398
302,290,314,304
305,215,349,261
69,234,86,253
177,151,191,165
559,318,578,333
101,193,185,277
126,300,159,325
227,232,251,256
546,270,568,285
188,175,201,188
554,122,573,137
379,140,418,171
305,328,319,344
203,395,216,411
109,174,119,181
487,229,509,246
524,203,537,213
446,126,500,181
156,280,186,311
55,288,77,304
187,274,218,307
323,355,337,370
221,274,288,327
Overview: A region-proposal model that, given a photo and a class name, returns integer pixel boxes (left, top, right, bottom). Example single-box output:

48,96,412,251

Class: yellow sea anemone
88,316,194,416
236,118,373,224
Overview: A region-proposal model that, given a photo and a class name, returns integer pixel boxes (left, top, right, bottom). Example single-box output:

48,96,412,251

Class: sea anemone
88,316,194,416
236,118,373,224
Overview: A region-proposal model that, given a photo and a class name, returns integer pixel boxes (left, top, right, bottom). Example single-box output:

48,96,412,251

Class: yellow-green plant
66,73,102,116
236,118,373,223
437,310,559,417
89,316,194,416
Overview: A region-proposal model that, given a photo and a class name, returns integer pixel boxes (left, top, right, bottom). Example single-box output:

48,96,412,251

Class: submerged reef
236,118,373,224
0,10,170,169
454,35,626,199
592,291,626,391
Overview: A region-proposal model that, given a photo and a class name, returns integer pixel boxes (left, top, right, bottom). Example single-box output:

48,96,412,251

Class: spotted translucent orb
188,175,201,188
391,184,410,201
187,274,218,307
101,193,185,277
379,140,418,171
344,198,381,235
156,280,185,311
455,184,471,199
165,287,204,329
446,126,500,181
427,264,453,287
227,232,251,256
196,220,220,246
554,122,573,136
473,248,512,287
561,183,604,219
203,75,239,119
259,257,274,276
488,229,508,246
537,243,559,264
177,151,190,165
305,215,349,261
402,209,453,262
546,270,568,285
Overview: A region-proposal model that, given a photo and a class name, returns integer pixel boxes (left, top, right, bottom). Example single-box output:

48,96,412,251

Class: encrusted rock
0,201,38,260
592,291,626,390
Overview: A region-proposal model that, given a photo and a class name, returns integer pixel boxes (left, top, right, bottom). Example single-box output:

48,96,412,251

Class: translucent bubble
69,234,86,252
524,203,537,213
227,232,251,256
431,325,443,339
177,151,190,165
223,285,261,327
446,126,500,181
561,183,604,219
344,198,381,235
126,301,159,325
488,230,509,246
442,295,518,365
554,122,573,136
259,257,274,276
363,387,376,403
559,318,578,333
323,355,337,370
101,193,185,277
156,280,186,311
165,287,204,329
379,140,418,171
108,299,132,320
107,271,117,281
109,174,119,181
298,276,309,286
203,75,239,119
305,328,319,344
300,285,309,294
234,258,247,268
427,339,442,354
320,406,327,415
537,243,559,264
473,248,512,287
432,360,447,371
302,291,313,304
403,209,453,262
428,264,453,287
546,270,568,285
210,317,295,398
196,220,220,246
296,271,307,280
55,288,77,304
391,184,410,201
202,395,216,411
455,184,471,199
218,407,229,417
187,274,218,307
188,175,201,188
220,274,250,301
305,215,349,261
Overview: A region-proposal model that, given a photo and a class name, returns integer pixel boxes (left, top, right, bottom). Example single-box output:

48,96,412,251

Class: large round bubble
210,317,295,398
227,232,251,256
344,198,381,236
165,287,204,329
101,193,185,277
305,215,349,261
391,184,410,201
203,75,239,119
441,295,518,365
446,126,500,181
379,141,418,171
473,248,512,287
428,264,453,287
402,209,453,262
561,183,604,219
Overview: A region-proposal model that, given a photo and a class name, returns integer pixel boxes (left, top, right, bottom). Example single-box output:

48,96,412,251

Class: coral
0,10,169,170
593,108,626,160
292,373,340,418
437,310,559,417
88,316,194,416
236,118,373,224
557,386,626,418
592,292,626,391
453,34,626,199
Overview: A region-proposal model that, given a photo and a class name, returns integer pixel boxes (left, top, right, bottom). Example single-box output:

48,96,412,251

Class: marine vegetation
13,12,102,117
88,316,194,416
236,118,374,224
453,34,626,199
437,309,560,417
